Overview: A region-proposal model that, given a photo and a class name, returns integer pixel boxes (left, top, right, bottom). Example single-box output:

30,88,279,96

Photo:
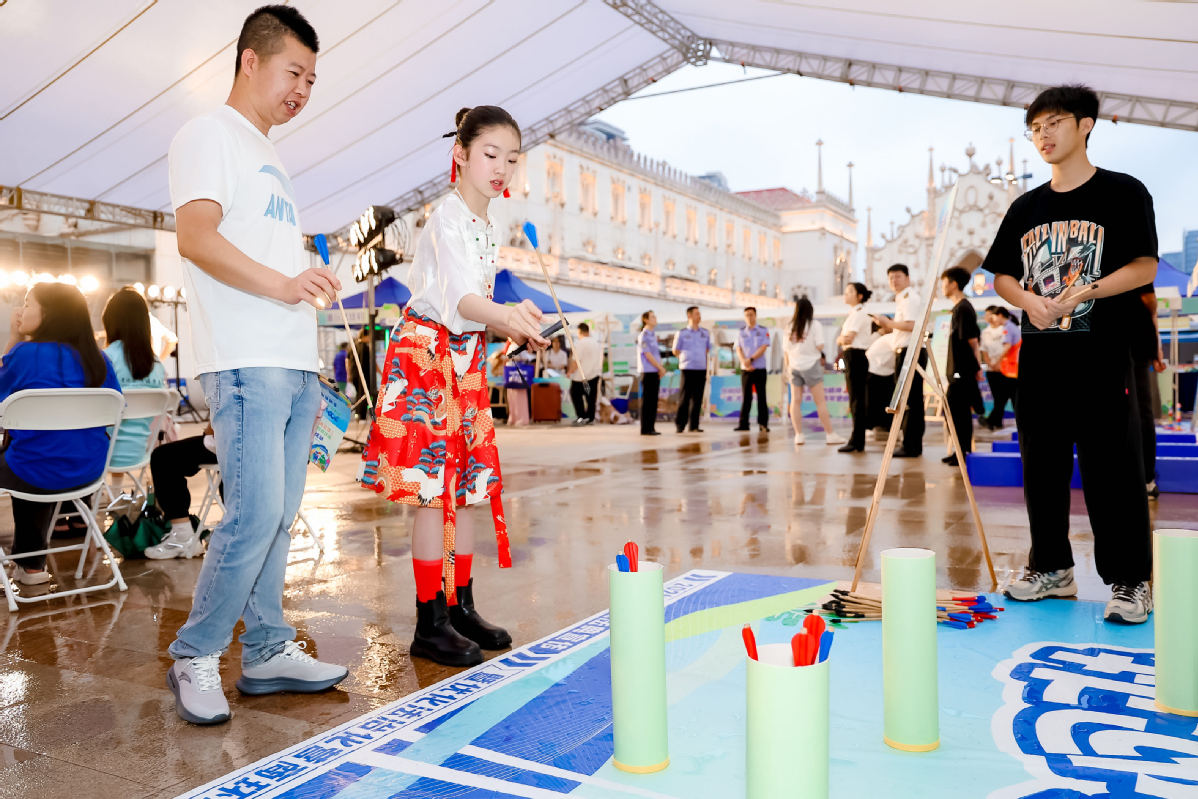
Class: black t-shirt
981,168,1158,361
1131,283,1158,364
948,298,980,379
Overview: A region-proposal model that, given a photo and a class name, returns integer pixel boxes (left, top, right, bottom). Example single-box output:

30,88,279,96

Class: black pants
895,347,927,454
639,372,660,434
150,435,219,520
946,378,983,455
985,371,1018,427
1132,359,1156,482
867,372,895,431
843,349,869,447
675,370,707,431
738,369,769,429
1016,350,1150,585
0,452,91,570
569,377,600,422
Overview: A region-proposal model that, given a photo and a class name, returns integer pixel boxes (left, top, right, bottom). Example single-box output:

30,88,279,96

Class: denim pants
168,368,320,665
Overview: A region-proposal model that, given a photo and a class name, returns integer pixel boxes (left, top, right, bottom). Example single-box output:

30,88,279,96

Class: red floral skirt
360,308,511,600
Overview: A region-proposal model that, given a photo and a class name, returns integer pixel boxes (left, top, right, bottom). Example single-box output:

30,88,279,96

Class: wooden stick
525,242,583,380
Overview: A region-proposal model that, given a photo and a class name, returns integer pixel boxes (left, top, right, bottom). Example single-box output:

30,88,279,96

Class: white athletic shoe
13,565,51,585
793,432,806,446
145,526,204,560
167,653,230,725
236,641,348,695
1104,581,1152,624
1004,567,1077,601
824,431,847,446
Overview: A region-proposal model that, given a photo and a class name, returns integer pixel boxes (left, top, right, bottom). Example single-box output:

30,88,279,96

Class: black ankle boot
449,579,513,650
411,591,483,667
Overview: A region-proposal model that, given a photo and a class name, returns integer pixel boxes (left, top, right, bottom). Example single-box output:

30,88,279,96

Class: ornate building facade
866,144,1027,299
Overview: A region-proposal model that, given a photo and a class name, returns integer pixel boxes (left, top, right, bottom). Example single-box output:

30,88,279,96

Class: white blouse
840,304,875,350
784,320,826,372
406,191,497,334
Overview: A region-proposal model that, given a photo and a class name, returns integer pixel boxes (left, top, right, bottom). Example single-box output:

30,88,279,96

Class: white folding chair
101,388,179,509
0,388,127,612
196,463,225,532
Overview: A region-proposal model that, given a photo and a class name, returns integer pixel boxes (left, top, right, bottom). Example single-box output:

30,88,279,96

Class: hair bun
454,107,472,129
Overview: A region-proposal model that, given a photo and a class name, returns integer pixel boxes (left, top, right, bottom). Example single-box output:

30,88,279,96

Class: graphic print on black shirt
1019,218,1103,333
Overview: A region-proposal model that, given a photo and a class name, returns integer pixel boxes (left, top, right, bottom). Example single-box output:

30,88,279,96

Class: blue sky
594,64,1198,277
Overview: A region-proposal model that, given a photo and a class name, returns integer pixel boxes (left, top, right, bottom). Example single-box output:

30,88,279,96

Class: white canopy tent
2,0,1196,235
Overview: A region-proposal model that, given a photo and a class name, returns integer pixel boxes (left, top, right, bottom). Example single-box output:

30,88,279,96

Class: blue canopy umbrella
492,269,586,312
1156,256,1194,295
339,276,411,308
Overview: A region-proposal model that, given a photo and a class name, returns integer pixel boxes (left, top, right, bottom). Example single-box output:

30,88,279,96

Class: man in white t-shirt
568,322,603,424
164,5,347,726
871,263,927,456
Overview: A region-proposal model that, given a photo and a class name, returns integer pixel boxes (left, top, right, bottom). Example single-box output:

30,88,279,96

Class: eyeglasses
1024,114,1076,141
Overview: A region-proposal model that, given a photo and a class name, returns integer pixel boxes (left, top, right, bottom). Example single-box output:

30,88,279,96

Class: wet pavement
1,419,1194,798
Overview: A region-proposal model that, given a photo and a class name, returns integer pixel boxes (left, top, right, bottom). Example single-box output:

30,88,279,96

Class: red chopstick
742,624,758,661
623,541,639,573
791,632,807,667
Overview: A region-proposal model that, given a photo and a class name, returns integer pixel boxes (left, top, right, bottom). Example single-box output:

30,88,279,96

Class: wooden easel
849,182,997,592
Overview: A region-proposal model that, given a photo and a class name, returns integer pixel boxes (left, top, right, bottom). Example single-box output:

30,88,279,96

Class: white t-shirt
406,192,497,334
568,335,603,381
840,305,874,350
981,325,1009,362
544,347,569,372
168,105,316,375
784,320,825,372
892,286,920,350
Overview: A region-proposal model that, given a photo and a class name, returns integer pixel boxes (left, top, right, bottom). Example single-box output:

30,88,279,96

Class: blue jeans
168,368,320,665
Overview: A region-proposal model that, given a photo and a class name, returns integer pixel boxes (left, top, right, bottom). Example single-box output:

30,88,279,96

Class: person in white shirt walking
783,296,846,446
568,322,603,424
164,5,348,726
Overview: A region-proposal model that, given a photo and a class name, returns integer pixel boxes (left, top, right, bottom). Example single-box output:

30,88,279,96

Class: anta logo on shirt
259,165,298,227
1019,219,1105,332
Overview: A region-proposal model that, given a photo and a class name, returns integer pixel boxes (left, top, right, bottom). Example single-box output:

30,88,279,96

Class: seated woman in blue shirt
102,288,167,471
1,282,121,585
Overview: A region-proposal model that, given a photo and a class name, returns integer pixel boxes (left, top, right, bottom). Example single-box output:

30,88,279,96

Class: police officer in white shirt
837,282,875,452
871,264,927,457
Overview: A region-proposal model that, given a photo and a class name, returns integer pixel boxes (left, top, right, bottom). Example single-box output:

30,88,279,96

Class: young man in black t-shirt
983,84,1158,624
940,267,984,467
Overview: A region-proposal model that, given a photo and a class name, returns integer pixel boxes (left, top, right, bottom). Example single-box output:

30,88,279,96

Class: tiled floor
1,420,1194,798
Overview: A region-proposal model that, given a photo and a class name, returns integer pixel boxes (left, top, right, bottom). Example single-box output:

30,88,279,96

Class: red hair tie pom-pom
449,159,457,184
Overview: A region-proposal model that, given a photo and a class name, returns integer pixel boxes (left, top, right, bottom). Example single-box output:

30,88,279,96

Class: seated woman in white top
103,288,167,470
542,336,569,375
783,296,846,446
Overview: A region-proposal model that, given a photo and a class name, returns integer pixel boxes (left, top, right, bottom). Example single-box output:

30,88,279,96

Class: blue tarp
492,269,586,312
339,276,410,309
1156,256,1194,295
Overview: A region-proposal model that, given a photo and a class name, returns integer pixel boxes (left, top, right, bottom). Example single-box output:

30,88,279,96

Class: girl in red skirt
361,106,547,666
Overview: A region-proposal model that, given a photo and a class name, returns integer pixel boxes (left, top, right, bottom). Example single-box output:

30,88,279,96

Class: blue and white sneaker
236,641,348,695
1004,567,1077,601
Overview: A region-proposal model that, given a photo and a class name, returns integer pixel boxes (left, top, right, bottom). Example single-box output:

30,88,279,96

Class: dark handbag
104,503,171,560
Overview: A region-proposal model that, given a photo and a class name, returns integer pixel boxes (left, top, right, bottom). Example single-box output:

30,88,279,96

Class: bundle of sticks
812,589,1003,630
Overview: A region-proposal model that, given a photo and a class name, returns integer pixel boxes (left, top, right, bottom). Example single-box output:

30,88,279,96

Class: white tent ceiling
2,0,1195,234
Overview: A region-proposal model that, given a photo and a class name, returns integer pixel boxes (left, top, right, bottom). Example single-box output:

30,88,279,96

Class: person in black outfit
1131,285,1164,497
351,326,375,419
836,283,874,452
940,268,984,466
637,311,664,436
986,84,1158,624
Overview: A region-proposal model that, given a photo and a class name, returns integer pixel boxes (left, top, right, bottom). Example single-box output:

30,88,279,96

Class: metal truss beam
709,40,1198,132
357,48,690,234
602,0,709,65
0,185,175,232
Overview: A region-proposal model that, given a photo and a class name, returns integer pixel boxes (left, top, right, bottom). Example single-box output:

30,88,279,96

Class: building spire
927,146,935,189
866,206,872,248
847,161,854,209
816,139,824,194
1008,137,1016,178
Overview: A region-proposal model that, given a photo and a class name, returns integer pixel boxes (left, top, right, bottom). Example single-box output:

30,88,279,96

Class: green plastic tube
1154,529,1198,716
746,643,829,799
609,562,669,773
882,547,939,751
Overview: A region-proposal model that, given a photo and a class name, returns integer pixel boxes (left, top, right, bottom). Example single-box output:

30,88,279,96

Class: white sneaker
1004,567,1077,601
13,565,51,585
1105,581,1152,624
145,526,204,560
793,432,806,446
236,641,348,695
825,431,847,446
167,653,230,725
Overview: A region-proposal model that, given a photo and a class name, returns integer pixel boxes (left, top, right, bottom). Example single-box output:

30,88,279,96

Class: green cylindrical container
882,547,939,751
609,562,669,773
745,643,829,799
1154,529,1198,717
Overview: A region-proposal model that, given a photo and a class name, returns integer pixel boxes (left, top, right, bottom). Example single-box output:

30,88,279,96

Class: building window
725,221,735,253
758,233,767,263
743,228,751,258
686,207,697,244
773,237,782,267
706,214,717,249
546,157,564,205
611,180,626,224
665,258,676,272
760,280,768,295
688,264,698,277
641,253,652,268
775,284,783,299
638,190,652,230
744,277,752,292
708,267,719,285
614,245,626,261
663,199,676,238
584,238,596,254
579,168,596,215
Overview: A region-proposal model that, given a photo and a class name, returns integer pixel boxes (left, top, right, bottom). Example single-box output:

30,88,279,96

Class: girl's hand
504,300,547,349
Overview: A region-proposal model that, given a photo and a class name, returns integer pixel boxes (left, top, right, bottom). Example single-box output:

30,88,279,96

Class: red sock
455,553,473,587
413,558,443,603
